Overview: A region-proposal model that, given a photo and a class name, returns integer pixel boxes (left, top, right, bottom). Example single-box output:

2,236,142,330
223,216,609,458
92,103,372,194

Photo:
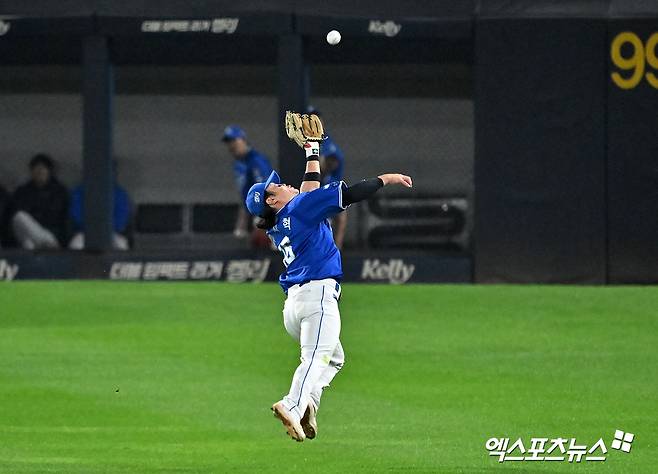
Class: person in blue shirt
244,134,412,442
222,125,273,240
319,135,344,185
68,171,132,250
308,107,348,248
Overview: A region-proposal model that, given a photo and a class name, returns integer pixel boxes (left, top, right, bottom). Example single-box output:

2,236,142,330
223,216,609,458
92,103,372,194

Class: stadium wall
474,18,608,283
474,0,658,283
0,93,473,203
606,18,658,284
2,0,658,282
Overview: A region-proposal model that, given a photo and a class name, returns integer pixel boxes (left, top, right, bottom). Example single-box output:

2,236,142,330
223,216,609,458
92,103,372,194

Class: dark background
1,0,658,283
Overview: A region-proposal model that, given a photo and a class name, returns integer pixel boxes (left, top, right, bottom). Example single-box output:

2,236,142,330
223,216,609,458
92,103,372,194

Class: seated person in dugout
69,162,132,251
0,182,9,248
9,154,69,250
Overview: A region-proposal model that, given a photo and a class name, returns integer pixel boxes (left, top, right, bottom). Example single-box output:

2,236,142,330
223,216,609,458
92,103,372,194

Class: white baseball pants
280,278,344,422
12,211,60,249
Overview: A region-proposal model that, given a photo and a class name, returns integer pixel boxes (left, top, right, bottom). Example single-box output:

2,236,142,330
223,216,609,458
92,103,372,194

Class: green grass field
0,282,656,473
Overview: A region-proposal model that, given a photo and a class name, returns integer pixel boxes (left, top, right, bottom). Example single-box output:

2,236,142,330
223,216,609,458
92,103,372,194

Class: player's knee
304,350,335,367
332,349,345,371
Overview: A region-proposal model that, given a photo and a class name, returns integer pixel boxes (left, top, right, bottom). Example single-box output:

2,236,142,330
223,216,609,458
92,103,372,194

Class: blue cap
222,125,246,142
245,170,281,216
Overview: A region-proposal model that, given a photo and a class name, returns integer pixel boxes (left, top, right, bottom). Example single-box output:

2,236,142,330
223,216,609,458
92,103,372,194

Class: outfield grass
0,282,656,473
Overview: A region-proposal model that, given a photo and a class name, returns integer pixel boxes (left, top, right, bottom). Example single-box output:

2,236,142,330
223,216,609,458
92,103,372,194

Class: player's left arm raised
300,142,321,193
285,111,324,193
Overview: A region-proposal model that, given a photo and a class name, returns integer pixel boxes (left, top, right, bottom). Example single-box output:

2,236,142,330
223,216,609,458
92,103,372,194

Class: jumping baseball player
244,112,412,442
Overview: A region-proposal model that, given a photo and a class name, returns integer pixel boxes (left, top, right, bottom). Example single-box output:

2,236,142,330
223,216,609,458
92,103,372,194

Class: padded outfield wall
474,0,658,283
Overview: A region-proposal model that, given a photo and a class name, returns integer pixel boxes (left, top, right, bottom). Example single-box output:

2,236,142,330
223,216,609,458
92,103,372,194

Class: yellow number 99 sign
611,32,658,90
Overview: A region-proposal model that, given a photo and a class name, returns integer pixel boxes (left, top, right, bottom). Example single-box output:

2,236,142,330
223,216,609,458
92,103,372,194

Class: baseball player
222,125,273,239
244,112,412,442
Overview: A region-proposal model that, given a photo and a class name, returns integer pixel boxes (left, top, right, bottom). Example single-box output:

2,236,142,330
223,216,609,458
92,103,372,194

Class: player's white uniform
281,278,344,421
265,181,349,422
244,149,407,441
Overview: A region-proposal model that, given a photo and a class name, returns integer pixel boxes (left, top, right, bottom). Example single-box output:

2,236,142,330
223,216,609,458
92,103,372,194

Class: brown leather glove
285,111,325,148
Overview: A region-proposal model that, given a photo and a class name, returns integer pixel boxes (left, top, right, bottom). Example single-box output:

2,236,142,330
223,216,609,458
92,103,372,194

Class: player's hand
378,173,413,188
286,111,325,149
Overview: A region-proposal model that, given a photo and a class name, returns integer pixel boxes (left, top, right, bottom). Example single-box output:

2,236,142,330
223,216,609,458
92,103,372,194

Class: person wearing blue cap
307,107,347,249
244,112,412,442
222,125,273,240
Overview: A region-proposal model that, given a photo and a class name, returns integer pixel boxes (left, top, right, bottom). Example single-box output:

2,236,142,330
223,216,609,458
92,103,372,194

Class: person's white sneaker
301,403,318,440
271,401,306,442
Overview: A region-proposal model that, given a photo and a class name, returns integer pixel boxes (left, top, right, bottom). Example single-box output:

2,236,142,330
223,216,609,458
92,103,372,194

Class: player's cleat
271,401,306,442
300,403,318,440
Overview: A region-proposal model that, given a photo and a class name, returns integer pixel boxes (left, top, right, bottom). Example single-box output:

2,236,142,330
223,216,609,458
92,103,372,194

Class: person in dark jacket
10,154,69,249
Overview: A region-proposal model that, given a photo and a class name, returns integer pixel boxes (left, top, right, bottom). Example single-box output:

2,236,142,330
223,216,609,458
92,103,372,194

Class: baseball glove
285,111,325,148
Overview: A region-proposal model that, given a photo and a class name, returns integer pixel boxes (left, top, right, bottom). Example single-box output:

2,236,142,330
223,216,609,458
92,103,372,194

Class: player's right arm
341,174,412,206
291,173,412,224
377,173,413,188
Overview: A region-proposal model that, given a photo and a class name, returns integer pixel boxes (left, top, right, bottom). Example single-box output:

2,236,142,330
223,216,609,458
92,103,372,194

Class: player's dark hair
29,153,55,171
255,192,277,230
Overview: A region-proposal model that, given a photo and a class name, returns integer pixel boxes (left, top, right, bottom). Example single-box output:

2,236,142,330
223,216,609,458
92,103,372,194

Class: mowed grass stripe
0,282,656,472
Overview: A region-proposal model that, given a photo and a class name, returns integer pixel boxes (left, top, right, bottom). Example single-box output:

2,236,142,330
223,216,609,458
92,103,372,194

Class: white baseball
326,30,341,45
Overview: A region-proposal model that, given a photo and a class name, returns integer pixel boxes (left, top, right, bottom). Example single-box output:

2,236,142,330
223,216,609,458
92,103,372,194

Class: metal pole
277,34,308,184
82,35,114,252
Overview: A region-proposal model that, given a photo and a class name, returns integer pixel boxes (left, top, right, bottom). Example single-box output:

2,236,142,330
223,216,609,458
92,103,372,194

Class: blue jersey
320,135,344,185
233,149,273,203
70,184,131,233
267,181,348,292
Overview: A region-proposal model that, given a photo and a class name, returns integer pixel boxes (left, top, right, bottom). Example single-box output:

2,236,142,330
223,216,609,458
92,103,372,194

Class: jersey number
278,236,296,267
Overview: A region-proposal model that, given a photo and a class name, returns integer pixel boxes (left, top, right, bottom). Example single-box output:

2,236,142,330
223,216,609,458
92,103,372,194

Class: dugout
0,0,474,283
